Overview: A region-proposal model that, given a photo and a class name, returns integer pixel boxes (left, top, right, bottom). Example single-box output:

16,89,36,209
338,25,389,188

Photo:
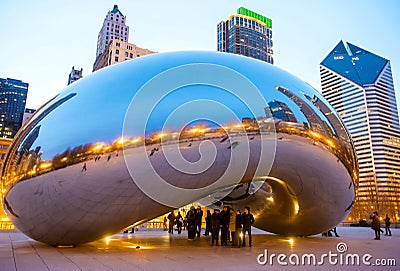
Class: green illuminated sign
237,7,272,28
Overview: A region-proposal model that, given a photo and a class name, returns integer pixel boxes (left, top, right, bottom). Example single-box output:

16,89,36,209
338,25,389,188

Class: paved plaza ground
0,227,399,271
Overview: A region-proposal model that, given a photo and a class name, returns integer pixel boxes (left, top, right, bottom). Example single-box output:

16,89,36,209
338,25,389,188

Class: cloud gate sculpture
1,51,358,245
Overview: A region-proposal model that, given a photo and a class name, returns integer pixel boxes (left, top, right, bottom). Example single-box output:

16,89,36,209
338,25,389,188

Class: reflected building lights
294,203,299,215
286,238,294,247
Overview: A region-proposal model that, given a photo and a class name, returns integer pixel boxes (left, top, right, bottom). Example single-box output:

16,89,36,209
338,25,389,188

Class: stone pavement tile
0,232,15,271
12,242,48,271
83,250,144,271
54,251,112,271
0,256,15,271
31,242,81,271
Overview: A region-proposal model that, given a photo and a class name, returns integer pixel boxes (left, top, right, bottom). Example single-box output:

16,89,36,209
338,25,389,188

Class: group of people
165,205,255,247
166,206,203,237
166,211,184,234
370,212,392,240
208,206,254,247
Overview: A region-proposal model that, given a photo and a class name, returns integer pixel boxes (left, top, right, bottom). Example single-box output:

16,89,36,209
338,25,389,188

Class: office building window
115,56,119,62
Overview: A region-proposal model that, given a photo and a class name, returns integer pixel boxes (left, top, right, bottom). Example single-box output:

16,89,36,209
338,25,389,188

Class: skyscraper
320,41,400,219
93,5,155,71
67,66,83,85
217,7,273,64
96,5,129,58
268,100,297,122
0,78,28,139
22,108,36,126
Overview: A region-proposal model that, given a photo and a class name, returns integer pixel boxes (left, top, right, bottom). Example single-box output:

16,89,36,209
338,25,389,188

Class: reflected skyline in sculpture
1,51,358,245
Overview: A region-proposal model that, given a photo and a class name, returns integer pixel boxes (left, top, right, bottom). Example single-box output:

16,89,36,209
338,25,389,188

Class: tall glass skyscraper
320,41,400,220
0,78,28,139
217,7,273,64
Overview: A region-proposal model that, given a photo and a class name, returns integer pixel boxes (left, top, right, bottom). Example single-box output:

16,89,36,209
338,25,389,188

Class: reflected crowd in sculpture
1,51,358,245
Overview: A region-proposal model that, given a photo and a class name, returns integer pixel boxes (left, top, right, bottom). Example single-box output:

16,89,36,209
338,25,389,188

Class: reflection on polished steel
1,51,358,245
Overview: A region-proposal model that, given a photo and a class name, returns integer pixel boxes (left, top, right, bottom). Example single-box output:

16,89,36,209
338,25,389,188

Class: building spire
111,4,124,16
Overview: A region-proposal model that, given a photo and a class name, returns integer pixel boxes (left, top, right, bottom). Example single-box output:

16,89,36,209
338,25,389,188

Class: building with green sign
217,7,273,64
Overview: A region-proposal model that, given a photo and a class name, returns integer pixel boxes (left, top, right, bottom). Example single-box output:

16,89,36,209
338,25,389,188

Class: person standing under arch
242,206,255,247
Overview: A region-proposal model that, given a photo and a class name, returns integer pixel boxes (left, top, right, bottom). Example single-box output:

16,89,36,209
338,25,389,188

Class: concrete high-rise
96,5,129,58
93,5,155,71
93,40,156,72
320,41,400,220
22,108,36,125
67,66,83,85
0,78,28,138
217,7,273,64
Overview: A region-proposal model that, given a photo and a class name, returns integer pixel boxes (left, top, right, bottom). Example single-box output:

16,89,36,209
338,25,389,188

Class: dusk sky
1,0,399,112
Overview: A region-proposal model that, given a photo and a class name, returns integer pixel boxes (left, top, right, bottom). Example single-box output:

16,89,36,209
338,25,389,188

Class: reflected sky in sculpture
146,85,254,131
2,51,358,245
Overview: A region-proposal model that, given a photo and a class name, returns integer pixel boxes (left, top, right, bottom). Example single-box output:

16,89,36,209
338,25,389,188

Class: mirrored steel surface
1,51,358,245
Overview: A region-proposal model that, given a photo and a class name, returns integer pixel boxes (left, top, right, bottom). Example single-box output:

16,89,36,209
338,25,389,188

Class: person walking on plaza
242,206,255,247
322,227,339,237
229,208,237,246
204,210,212,236
187,207,197,240
176,211,183,234
331,227,339,237
235,210,243,248
370,211,381,240
167,211,175,234
211,209,221,246
183,217,187,231
195,206,203,237
220,206,230,246
384,214,392,236
163,216,167,231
